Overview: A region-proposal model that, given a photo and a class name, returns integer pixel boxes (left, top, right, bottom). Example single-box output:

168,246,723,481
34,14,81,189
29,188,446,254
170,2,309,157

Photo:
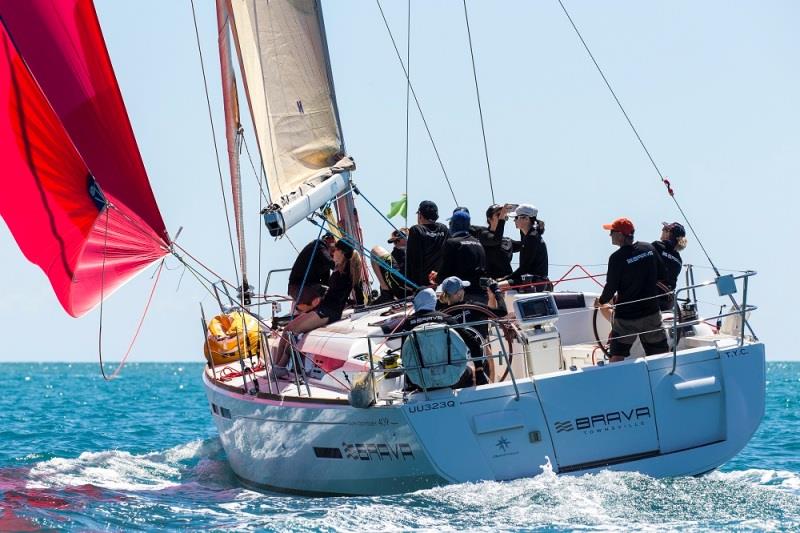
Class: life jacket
204,310,260,366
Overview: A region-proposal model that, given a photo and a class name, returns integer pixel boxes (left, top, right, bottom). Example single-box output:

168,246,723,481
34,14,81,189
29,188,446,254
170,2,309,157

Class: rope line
190,0,240,286
97,204,166,380
555,0,720,276
462,0,495,203
376,0,458,204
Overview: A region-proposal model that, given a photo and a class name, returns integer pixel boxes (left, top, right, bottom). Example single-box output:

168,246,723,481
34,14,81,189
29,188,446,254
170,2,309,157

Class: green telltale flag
387,194,407,219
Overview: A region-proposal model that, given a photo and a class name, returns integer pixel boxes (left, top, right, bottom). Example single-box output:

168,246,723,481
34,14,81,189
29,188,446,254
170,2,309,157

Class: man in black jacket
435,210,486,299
405,200,449,287
287,233,335,312
595,217,669,362
498,204,549,291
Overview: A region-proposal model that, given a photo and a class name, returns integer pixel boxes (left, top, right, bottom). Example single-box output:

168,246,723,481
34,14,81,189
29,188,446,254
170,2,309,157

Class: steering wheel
443,303,518,383
592,307,610,361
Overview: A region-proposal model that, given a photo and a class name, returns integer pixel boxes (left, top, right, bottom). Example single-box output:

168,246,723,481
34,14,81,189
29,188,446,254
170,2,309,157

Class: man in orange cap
595,217,669,362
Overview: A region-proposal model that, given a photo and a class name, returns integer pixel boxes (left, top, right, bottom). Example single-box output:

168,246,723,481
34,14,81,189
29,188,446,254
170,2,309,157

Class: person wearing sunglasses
595,217,669,362
498,204,550,292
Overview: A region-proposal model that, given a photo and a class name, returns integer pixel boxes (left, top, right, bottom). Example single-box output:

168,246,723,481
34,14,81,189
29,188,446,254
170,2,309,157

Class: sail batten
0,0,168,317
227,0,345,205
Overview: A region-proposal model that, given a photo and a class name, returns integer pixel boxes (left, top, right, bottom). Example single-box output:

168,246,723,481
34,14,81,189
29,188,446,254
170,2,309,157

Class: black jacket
508,230,548,285
599,241,665,319
406,222,450,286
436,232,486,292
288,239,333,287
652,240,683,290
471,219,512,279
316,264,353,322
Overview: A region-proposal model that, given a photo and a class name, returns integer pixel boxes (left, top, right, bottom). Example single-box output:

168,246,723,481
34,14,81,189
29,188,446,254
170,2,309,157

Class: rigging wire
555,0,719,276
462,0,495,203
403,0,411,305
242,135,271,204
404,0,411,231
189,0,240,286
376,0,459,205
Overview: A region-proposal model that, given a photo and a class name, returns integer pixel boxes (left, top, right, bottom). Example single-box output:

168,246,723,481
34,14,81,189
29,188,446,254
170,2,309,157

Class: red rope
103,259,165,380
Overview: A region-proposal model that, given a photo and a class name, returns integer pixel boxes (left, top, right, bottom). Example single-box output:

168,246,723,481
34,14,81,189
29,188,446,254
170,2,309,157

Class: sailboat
0,0,764,496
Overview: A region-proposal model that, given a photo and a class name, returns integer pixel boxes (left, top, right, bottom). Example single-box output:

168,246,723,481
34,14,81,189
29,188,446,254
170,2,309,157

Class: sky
0,0,797,362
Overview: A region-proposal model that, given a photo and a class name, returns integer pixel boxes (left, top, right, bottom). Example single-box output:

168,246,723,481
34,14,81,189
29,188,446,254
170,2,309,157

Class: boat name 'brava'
554,406,651,433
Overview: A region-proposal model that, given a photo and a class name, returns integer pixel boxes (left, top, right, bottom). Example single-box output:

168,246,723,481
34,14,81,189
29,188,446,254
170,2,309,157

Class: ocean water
0,362,797,532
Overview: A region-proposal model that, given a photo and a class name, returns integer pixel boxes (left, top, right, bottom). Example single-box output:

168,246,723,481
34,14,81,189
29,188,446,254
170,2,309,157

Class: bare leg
275,311,330,367
371,246,391,291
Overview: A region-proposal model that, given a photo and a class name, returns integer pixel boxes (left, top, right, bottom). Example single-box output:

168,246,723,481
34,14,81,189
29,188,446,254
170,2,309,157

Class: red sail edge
0,1,169,317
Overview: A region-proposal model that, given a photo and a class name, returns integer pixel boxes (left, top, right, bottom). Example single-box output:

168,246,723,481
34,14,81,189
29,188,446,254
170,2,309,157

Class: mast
216,0,249,303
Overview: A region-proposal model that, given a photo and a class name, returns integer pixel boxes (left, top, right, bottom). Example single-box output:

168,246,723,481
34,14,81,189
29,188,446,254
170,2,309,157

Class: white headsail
227,0,353,229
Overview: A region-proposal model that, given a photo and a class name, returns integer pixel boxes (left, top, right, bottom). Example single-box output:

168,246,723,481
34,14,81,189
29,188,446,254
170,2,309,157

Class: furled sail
227,0,353,207
0,1,169,317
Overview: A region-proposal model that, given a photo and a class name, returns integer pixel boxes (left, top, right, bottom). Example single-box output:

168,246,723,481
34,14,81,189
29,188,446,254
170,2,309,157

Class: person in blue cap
406,200,449,287
434,209,486,300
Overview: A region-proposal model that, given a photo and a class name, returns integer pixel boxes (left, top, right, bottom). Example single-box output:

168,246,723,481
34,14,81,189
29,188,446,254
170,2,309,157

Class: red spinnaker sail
0,1,168,317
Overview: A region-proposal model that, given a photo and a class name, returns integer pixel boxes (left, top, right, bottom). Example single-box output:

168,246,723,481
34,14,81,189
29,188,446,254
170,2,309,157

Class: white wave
710,468,800,494
25,438,225,492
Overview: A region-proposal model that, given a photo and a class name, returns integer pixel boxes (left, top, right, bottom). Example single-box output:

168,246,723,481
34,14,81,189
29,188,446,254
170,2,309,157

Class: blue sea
0,362,797,532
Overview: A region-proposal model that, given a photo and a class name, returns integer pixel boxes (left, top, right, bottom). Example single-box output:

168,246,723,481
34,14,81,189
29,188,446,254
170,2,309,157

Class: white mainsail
227,0,351,210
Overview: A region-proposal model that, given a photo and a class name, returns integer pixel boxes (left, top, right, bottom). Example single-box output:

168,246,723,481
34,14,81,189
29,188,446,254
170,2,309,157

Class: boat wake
2,444,798,531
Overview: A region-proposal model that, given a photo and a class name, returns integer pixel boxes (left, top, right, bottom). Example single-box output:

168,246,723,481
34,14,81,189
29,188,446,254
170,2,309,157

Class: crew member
287,232,335,312
499,204,550,292
370,227,409,303
595,217,669,362
274,240,357,377
434,210,486,299
472,203,514,279
652,221,688,310
406,200,449,287
436,276,508,384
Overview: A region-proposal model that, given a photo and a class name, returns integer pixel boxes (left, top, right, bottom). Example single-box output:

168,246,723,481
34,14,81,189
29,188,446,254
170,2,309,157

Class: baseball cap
437,276,471,295
449,209,471,232
662,221,686,238
387,227,409,243
447,206,470,220
602,217,635,236
417,200,439,221
514,204,538,218
412,288,437,312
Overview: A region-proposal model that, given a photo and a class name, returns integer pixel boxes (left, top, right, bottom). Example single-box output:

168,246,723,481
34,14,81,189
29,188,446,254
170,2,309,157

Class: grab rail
670,270,757,374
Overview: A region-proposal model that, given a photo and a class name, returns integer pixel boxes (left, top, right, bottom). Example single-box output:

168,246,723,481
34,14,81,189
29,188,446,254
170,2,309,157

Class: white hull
204,340,765,495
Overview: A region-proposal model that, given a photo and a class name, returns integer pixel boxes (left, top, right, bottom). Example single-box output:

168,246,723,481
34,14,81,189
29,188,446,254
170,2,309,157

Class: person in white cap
498,204,550,292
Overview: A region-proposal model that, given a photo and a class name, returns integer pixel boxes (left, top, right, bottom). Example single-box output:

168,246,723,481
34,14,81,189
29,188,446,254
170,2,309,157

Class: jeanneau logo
554,406,651,435
496,437,511,452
